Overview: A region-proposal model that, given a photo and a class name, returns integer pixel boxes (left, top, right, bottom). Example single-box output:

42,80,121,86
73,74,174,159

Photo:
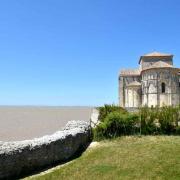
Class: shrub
97,104,127,122
158,106,177,134
175,126,180,135
93,111,139,140
94,105,180,140
139,106,160,135
139,106,180,135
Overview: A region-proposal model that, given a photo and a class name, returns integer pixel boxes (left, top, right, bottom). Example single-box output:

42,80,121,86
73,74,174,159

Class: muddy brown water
0,106,93,141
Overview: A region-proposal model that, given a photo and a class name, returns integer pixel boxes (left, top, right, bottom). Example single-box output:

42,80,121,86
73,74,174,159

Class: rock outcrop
0,120,91,179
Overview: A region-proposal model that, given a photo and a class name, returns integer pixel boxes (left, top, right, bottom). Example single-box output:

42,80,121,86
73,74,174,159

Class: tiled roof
120,69,140,76
142,51,173,57
120,61,175,76
139,51,173,64
151,61,173,68
142,61,173,71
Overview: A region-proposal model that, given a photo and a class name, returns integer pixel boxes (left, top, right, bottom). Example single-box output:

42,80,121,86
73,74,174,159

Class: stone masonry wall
142,68,180,107
140,56,173,70
125,87,141,108
0,120,92,179
119,75,141,107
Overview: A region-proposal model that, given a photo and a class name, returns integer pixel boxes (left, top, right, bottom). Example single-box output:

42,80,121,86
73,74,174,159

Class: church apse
119,52,180,108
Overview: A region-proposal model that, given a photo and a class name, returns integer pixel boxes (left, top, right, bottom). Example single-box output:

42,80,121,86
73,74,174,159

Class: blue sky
0,0,180,106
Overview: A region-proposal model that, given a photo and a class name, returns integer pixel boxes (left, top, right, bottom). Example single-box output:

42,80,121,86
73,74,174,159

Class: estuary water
0,106,93,141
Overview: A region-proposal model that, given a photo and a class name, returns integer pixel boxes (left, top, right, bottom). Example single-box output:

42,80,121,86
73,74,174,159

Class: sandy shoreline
0,106,93,141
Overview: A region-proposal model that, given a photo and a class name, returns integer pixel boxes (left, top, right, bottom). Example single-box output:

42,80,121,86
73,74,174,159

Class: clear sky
0,0,180,106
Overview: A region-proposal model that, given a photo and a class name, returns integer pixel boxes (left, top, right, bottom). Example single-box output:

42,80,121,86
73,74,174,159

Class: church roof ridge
139,51,173,64
142,51,173,57
120,68,140,76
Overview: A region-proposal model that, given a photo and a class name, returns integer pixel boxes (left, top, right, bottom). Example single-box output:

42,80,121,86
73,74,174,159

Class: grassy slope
28,136,180,180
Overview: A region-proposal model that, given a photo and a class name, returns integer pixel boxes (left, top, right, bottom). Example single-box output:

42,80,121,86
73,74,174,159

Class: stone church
119,52,180,108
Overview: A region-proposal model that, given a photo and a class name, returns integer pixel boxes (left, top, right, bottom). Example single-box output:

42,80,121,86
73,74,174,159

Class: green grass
27,136,180,180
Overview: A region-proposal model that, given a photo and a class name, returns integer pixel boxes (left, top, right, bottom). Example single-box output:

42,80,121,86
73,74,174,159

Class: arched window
162,82,166,93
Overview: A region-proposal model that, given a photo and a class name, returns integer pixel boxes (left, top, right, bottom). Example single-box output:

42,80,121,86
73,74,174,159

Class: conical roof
141,61,178,73
151,61,173,68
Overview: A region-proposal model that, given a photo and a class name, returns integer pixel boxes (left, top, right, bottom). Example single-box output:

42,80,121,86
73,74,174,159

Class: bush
139,106,160,135
175,126,180,135
93,105,180,140
139,106,180,135
93,111,139,140
97,104,127,122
